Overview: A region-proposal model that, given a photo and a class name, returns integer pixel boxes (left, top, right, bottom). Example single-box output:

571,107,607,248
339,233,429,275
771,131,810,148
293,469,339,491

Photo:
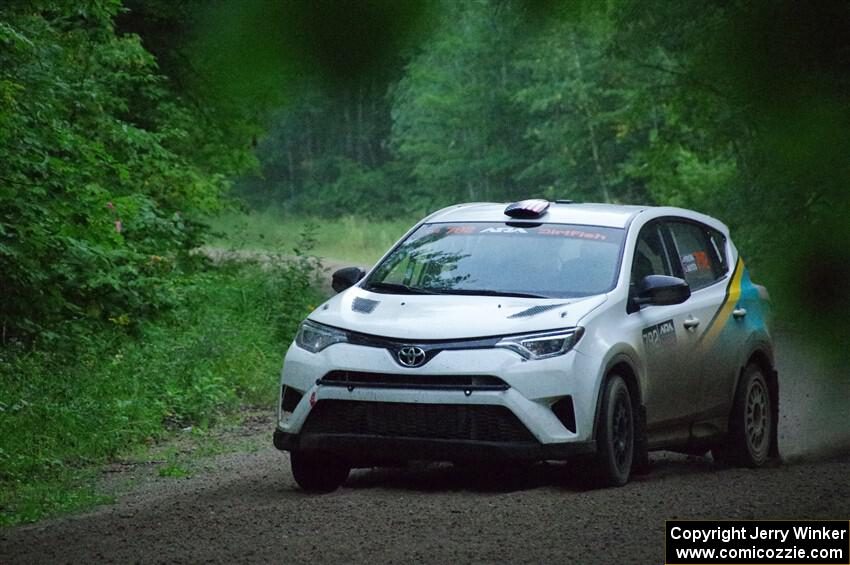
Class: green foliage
238,0,741,214
513,14,642,203
0,259,322,525
241,80,406,218
0,3,256,341
157,463,189,478
0,474,112,527
391,1,530,207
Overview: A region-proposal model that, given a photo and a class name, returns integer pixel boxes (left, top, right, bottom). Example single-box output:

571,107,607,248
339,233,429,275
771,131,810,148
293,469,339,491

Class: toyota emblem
397,346,427,367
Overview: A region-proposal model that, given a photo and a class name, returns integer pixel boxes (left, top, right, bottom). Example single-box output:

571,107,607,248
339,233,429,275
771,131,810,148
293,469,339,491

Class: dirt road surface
2,308,848,563
199,247,371,295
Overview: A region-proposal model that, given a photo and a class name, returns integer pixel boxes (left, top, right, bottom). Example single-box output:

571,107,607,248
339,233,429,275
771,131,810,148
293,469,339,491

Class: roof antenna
504,199,550,218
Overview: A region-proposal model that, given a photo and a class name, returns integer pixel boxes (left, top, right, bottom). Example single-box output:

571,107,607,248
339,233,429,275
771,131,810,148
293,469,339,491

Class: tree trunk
356,84,365,164
286,147,295,200
343,91,354,159
571,33,611,203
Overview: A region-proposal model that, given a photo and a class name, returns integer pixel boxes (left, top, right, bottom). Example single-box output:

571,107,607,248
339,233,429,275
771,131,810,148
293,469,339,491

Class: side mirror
634,275,690,307
331,267,365,293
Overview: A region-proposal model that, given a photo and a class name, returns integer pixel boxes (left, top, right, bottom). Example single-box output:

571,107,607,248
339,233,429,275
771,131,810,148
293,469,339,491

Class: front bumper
275,340,602,461
273,429,596,464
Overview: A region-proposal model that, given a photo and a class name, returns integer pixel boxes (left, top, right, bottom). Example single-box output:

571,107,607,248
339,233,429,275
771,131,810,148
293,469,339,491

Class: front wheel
290,450,350,493
713,363,773,468
591,374,634,487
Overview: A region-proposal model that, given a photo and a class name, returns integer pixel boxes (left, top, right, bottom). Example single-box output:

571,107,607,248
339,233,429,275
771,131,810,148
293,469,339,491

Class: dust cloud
775,332,850,460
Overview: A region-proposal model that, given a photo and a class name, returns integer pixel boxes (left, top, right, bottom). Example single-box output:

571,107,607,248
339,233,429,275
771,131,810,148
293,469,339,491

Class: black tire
591,374,634,487
713,363,773,468
290,450,350,493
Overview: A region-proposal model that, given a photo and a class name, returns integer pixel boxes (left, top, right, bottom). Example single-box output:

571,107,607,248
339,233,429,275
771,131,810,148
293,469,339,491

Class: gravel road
199,247,370,295
2,315,848,563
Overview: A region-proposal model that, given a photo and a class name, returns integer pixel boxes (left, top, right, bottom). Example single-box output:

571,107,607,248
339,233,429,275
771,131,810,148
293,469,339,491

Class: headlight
295,320,348,353
496,327,584,360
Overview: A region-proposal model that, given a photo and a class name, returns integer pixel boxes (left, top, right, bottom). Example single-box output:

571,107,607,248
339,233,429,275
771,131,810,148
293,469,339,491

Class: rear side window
668,221,726,290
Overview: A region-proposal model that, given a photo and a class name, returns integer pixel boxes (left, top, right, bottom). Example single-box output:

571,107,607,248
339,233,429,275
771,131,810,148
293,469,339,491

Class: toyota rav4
273,200,778,491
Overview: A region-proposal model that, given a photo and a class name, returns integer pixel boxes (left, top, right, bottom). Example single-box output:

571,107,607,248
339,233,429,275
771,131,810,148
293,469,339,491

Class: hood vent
351,297,380,314
508,303,567,319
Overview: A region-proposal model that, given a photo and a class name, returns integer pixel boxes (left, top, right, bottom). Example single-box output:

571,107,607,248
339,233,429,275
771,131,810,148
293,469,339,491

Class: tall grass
0,262,322,525
206,209,416,265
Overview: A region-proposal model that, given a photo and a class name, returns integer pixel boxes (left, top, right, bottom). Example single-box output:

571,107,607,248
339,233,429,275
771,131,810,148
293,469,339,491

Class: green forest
2,0,849,524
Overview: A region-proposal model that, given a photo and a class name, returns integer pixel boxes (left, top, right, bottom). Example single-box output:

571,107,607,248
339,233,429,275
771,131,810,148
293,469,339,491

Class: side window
668,221,725,290
630,223,673,284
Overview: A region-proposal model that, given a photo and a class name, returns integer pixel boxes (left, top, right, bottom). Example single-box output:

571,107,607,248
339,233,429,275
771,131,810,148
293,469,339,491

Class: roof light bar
504,199,550,219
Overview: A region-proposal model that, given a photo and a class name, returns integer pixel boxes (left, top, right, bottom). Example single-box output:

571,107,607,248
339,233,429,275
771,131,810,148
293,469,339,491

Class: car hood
307,287,607,340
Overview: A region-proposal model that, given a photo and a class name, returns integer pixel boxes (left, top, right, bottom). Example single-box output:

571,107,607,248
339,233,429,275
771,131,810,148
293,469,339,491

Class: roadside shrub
0,4,251,343
0,254,323,525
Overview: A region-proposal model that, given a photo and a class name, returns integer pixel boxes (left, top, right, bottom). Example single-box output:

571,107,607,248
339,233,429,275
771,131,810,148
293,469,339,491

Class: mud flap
632,404,651,475
769,369,781,460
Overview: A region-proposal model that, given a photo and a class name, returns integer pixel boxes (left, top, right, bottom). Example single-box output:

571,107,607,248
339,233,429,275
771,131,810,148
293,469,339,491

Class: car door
665,220,732,435
626,220,699,439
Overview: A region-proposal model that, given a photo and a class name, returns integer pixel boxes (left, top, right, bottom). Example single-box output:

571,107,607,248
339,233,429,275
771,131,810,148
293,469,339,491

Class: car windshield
363,222,626,298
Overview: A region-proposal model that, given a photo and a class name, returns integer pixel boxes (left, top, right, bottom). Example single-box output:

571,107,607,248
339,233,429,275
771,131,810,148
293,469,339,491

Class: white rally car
274,200,778,491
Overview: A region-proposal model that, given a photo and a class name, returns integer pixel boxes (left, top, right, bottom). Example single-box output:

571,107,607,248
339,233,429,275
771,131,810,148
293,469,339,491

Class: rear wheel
290,450,350,493
591,374,634,487
713,363,773,467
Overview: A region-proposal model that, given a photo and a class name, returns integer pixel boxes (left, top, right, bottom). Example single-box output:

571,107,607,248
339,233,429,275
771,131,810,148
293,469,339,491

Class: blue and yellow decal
698,257,767,353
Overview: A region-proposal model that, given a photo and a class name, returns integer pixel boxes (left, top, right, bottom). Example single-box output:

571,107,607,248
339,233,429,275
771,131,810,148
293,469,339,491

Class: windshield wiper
364,281,437,295
431,288,548,299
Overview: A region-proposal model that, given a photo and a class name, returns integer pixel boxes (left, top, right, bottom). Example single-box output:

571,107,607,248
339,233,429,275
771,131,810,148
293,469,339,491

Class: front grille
301,400,535,443
318,371,509,391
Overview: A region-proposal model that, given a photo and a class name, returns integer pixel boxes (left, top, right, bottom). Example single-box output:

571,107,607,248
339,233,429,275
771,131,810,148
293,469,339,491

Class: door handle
683,317,700,331
732,307,747,319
